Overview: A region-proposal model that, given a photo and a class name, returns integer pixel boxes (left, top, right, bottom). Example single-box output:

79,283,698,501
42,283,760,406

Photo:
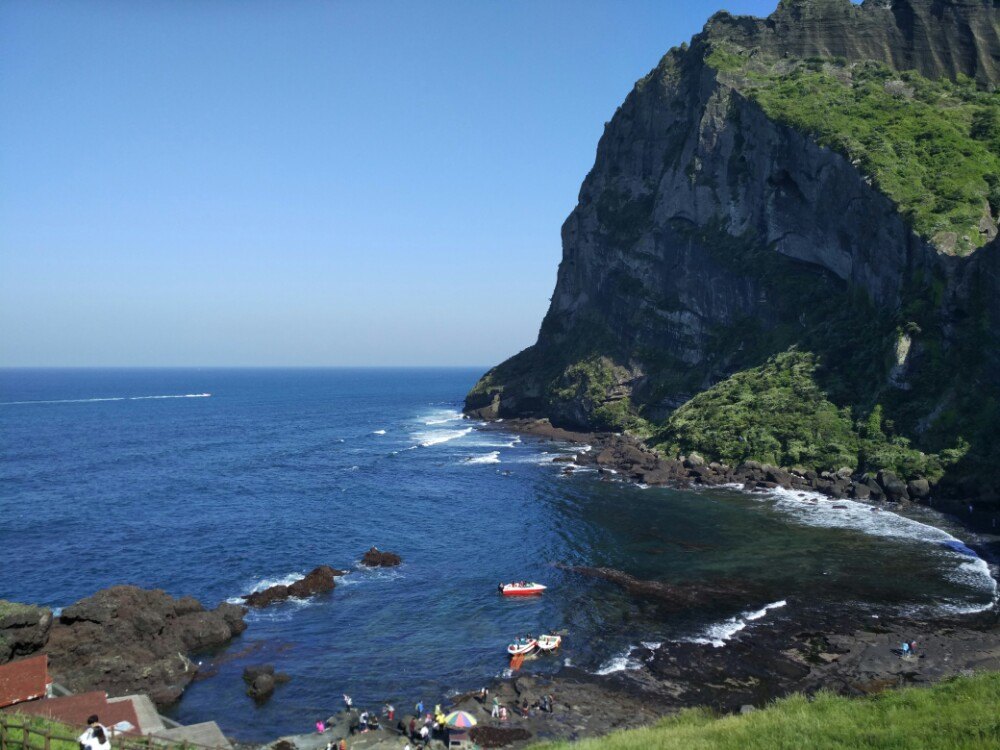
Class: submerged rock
243,664,290,703
558,565,754,610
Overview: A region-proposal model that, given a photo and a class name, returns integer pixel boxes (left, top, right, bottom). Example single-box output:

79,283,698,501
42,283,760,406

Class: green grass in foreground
1,714,194,750
2,714,85,750
531,671,1000,750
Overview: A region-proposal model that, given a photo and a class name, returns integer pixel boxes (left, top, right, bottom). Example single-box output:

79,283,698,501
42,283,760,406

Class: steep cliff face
466,0,1000,505
708,0,1000,85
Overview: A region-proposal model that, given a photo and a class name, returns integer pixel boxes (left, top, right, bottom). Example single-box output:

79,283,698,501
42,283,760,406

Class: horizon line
0,364,491,370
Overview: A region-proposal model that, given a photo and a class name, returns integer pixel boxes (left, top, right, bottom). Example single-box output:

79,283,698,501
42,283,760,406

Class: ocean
1,368,996,740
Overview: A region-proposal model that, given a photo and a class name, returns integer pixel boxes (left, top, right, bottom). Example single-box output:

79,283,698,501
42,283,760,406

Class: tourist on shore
315,720,325,733
78,715,110,750
499,705,508,722
419,723,430,745
343,694,353,709
415,700,424,715
338,739,346,750
409,717,417,739
384,703,395,721
359,710,369,732
491,696,500,718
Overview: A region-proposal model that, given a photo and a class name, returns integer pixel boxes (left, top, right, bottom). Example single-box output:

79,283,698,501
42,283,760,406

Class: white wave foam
595,651,642,675
462,435,522,449
421,409,464,425
372,429,386,435
339,566,405,586
689,600,788,648
226,571,305,604
464,451,501,465
760,487,998,605
389,445,419,455
416,426,473,447
2,393,211,406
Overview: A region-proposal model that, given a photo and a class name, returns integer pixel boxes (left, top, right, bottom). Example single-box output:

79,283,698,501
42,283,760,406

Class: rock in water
558,565,754,610
242,664,289,703
242,565,345,608
360,547,402,567
44,586,247,706
0,601,53,664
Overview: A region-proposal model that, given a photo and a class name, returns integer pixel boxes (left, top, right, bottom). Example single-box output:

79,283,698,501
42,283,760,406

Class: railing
0,717,222,750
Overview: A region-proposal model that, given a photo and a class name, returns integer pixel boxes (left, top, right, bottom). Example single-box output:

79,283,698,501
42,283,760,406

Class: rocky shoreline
252,418,1000,749
492,418,1000,540
5,435,997,750
267,605,1000,750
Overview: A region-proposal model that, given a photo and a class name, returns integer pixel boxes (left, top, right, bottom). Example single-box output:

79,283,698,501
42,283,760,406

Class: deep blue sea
1,368,996,741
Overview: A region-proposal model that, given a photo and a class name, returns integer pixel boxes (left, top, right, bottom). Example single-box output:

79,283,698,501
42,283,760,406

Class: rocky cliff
466,0,1000,514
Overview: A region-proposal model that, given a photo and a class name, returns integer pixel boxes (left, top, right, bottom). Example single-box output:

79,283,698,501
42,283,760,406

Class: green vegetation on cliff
532,671,1000,750
709,51,1000,255
655,350,958,479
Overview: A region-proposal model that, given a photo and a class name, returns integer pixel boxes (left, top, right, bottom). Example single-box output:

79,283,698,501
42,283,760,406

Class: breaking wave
416,426,473,447
421,409,464,425
689,600,788,648
594,651,643,675
226,571,305,605
760,487,998,610
464,451,500,465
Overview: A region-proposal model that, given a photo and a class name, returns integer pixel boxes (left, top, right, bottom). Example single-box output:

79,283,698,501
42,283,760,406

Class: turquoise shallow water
1,368,995,740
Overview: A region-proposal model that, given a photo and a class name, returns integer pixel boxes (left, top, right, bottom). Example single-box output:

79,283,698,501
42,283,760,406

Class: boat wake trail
1,393,212,406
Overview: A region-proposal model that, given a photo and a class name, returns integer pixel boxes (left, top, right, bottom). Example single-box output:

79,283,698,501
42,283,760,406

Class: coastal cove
1,368,997,743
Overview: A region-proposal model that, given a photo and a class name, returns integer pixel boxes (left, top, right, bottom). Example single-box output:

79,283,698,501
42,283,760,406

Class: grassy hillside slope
531,671,1000,750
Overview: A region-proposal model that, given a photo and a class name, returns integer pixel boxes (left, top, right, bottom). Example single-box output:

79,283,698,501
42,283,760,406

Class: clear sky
1,0,780,367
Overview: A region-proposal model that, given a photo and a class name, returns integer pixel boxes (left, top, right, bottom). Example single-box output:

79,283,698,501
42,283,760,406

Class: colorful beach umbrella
443,710,478,729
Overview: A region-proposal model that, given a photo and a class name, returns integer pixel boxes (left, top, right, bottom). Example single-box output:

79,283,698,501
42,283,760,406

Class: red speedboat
499,581,548,597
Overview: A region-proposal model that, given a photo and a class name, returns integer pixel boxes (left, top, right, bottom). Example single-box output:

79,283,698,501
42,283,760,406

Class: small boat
499,581,548,597
507,638,537,655
536,634,562,651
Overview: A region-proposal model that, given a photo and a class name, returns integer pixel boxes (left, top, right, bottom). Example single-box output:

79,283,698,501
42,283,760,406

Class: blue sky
1,0,779,366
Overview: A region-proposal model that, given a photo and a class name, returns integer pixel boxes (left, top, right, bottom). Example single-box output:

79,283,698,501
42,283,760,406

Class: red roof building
0,655,51,709
3,691,140,734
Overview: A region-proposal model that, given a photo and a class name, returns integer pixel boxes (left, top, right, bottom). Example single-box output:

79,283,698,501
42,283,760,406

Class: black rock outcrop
242,565,344,608
360,547,402,567
44,586,247,706
0,601,52,664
